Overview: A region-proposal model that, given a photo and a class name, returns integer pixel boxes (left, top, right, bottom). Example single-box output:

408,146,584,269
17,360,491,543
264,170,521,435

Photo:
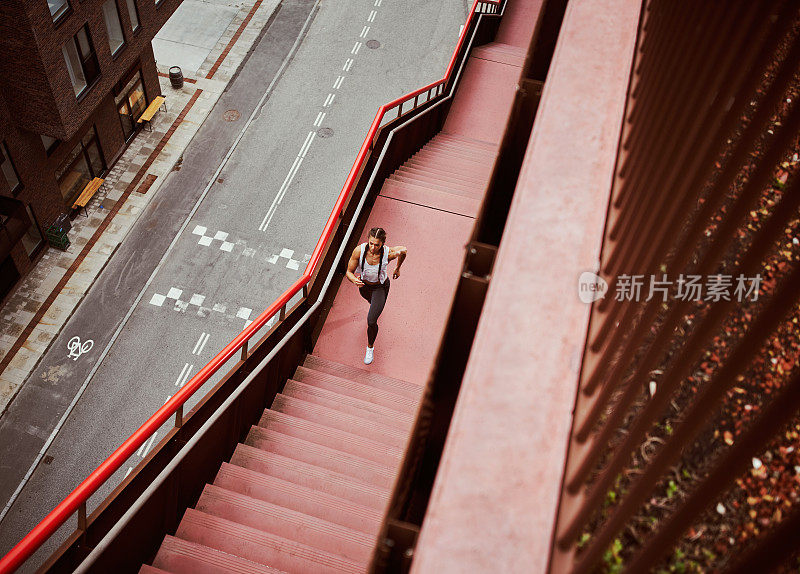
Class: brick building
0,0,180,301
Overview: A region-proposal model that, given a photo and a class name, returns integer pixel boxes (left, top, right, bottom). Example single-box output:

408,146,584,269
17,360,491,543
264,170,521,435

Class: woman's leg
366,280,390,347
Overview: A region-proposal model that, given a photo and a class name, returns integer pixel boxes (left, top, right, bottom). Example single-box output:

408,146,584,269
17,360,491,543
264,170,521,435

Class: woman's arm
346,246,364,287
390,246,407,278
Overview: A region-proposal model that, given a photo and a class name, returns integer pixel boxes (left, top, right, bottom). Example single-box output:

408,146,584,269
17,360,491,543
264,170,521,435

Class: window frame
48,0,71,25
0,142,22,196
125,0,140,33
101,0,126,58
41,135,60,156
55,125,106,204
63,25,101,99
22,203,45,258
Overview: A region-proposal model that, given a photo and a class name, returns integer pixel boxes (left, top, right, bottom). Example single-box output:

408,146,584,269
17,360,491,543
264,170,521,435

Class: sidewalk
0,0,281,415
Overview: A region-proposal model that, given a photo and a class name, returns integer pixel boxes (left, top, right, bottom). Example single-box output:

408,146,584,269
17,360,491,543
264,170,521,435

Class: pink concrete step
152,535,286,574
472,42,527,57
257,410,403,465
176,509,364,574
429,133,498,151
471,43,527,66
397,163,487,186
437,132,498,150
406,155,494,179
422,142,487,160
139,567,171,574
383,177,481,201
215,462,383,534
303,355,421,398
380,180,481,218
390,171,483,196
271,394,407,447
282,380,414,431
196,484,374,563
433,132,498,151
413,146,496,167
245,426,396,488
229,444,390,509
293,366,419,414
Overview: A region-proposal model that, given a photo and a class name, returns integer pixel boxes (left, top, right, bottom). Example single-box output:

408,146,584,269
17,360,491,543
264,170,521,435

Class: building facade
0,0,180,301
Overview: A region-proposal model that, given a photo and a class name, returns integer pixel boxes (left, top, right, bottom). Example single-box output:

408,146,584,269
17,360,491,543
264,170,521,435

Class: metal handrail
0,0,499,571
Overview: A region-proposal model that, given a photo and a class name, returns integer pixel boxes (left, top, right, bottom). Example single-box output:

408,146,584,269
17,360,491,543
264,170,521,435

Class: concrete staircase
140,355,421,573
381,132,497,218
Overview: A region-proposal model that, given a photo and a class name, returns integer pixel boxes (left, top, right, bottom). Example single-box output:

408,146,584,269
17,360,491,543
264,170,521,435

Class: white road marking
124,467,133,478
67,337,94,361
0,0,324,528
259,146,306,231
150,293,166,306
333,76,344,90
459,24,464,37
351,41,362,55
314,111,325,126
299,131,316,157
236,307,253,320
174,363,194,387
360,25,370,38
192,332,210,355
343,58,354,71
139,433,157,458
323,93,336,107
191,225,207,236
369,9,377,20
136,433,157,457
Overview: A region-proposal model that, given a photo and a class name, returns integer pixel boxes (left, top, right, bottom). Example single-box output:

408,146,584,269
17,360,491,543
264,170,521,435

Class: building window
41,135,60,156
22,205,44,257
115,71,146,141
48,0,70,22
102,0,125,56
62,25,100,97
55,126,106,204
0,143,22,195
126,0,139,31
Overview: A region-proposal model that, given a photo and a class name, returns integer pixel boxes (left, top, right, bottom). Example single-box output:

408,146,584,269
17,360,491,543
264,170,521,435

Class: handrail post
241,340,248,361
303,284,309,298
174,406,183,428
77,502,87,532
280,304,286,321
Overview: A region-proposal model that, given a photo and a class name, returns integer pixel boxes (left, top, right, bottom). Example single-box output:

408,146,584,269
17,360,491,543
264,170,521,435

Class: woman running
345,227,407,364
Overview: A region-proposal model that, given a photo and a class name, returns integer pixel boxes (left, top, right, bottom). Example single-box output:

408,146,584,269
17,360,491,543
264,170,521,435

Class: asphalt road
0,0,467,568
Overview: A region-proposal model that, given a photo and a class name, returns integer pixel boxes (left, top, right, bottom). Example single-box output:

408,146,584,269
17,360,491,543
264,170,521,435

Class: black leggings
358,279,390,346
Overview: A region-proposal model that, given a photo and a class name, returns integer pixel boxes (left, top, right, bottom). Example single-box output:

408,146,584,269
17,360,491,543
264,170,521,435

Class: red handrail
0,1,499,571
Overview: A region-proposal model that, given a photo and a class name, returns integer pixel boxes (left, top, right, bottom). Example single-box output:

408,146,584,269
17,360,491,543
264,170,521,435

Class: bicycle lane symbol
67,336,94,361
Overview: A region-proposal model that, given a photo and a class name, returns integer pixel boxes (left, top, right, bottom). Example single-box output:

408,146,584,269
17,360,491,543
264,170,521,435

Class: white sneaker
364,346,374,365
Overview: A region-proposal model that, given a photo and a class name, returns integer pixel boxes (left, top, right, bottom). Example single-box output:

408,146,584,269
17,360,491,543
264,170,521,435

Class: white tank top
356,243,389,284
